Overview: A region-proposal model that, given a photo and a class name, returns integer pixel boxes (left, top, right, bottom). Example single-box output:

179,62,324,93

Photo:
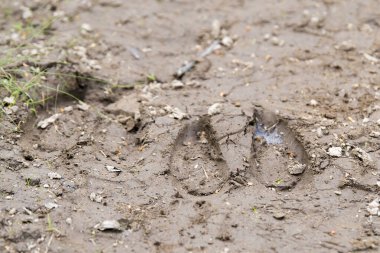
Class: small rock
21,6,33,20
48,172,62,180
3,96,15,104
164,106,188,120
352,147,374,167
273,211,286,220
171,80,184,89
221,36,234,48
288,163,306,175
97,220,122,232
106,165,122,174
89,192,103,203
63,106,73,112
271,36,285,46
8,208,17,215
363,53,379,63
37,114,61,129
208,103,222,116
66,217,72,225
316,127,323,138
324,113,336,119
81,23,93,33
327,147,342,157
370,131,380,138
336,40,356,51
4,106,19,115
77,101,90,111
334,191,342,195
44,202,58,210
171,108,188,119
377,119,380,126
77,135,92,145
367,198,380,216
309,99,318,106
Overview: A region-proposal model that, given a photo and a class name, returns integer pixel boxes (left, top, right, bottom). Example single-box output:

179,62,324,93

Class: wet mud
1,0,380,252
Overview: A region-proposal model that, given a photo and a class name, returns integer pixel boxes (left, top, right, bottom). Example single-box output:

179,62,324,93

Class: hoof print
170,116,229,196
251,108,309,190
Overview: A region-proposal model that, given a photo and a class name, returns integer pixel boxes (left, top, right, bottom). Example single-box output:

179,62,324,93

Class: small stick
45,234,54,253
202,166,209,179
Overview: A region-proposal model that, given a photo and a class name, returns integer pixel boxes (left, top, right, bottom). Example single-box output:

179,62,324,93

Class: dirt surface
1,0,380,252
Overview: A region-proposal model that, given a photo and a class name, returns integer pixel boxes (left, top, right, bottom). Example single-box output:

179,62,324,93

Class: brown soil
1,0,380,252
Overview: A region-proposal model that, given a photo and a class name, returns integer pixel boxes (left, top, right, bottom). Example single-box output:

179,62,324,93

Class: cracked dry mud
1,0,380,253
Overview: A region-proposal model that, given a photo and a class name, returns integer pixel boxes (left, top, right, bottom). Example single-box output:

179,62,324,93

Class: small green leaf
275,178,283,184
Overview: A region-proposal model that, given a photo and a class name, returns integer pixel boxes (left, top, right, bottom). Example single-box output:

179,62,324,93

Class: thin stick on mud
45,234,54,253
202,166,209,179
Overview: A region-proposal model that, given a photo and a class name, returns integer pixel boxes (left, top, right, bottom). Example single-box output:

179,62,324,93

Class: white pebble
309,99,318,106
327,147,342,157
221,36,234,48
208,103,222,115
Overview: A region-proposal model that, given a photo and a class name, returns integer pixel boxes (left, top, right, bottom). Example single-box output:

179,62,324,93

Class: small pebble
271,36,285,46
63,106,73,112
171,80,184,89
309,99,318,106
288,163,306,175
8,208,17,215
45,202,58,210
208,103,222,115
273,211,286,220
327,147,342,157
66,217,72,225
81,23,93,32
316,127,323,138
97,220,122,232
89,192,103,203
37,114,61,129
48,172,62,180
77,102,90,111
3,96,15,104
221,36,234,48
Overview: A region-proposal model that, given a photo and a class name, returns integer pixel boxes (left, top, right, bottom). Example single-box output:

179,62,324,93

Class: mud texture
1,0,380,252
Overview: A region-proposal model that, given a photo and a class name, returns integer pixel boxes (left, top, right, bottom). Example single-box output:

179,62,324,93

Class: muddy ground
1,0,380,252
